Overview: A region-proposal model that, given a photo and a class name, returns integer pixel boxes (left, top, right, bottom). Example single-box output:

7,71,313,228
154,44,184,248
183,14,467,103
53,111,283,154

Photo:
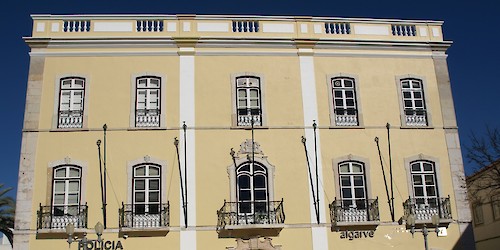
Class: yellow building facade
14,14,474,250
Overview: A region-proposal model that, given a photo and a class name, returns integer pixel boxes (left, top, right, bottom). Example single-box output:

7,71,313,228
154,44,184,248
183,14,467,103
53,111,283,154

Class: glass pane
250,99,258,107
415,100,423,107
239,190,251,201
150,78,160,87
53,206,65,216
149,192,159,202
238,89,247,97
414,92,422,98
340,176,351,186
413,175,422,185
352,164,362,173
254,175,266,188
346,99,354,106
54,181,65,192
403,92,411,98
412,82,421,88
149,180,160,190
345,91,354,98
135,166,146,176
254,190,267,201
254,165,265,172
343,200,353,208
343,80,352,88
135,204,145,214
339,164,349,173
334,90,342,98
68,181,79,192
354,188,365,198
426,187,436,196
425,175,435,185
250,89,259,98
239,202,251,213
411,163,421,172
68,194,79,204
342,188,352,198
149,166,160,176
355,200,366,209
353,176,364,186
149,204,159,214
54,194,65,205
61,79,72,88
55,168,66,178
333,80,342,87
239,165,250,172
238,175,250,189
423,163,433,171
402,81,410,88
238,100,247,108
137,79,147,88
69,168,80,177
404,100,413,108
335,99,344,106
254,202,267,213
135,192,145,202
414,187,424,197
135,180,145,190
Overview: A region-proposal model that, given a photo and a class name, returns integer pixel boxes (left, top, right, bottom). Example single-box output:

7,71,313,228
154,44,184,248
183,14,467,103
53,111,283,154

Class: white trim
93,22,133,32
262,23,294,33
197,22,229,32
179,54,196,249
299,56,328,249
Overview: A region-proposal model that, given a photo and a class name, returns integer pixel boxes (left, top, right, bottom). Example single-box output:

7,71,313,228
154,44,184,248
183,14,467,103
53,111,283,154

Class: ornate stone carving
238,139,263,156
227,237,281,250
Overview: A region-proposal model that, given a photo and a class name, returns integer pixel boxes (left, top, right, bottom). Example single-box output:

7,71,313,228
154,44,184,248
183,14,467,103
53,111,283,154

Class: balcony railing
135,109,160,127
37,203,88,230
58,110,83,128
217,200,284,228
329,198,380,226
404,109,427,126
403,196,452,222
334,108,358,126
237,113,262,126
119,202,170,229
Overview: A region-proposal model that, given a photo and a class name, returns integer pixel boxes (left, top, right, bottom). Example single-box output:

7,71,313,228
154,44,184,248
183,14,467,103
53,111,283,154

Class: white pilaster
299,55,329,250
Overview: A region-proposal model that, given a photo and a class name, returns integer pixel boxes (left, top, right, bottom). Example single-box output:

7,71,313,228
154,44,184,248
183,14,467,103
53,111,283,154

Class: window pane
238,175,250,189
68,181,79,192
149,204,159,214
412,82,421,88
238,89,247,97
353,176,364,186
135,192,145,202
55,168,66,178
342,188,352,198
238,100,247,108
68,194,79,204
352,164,362,173
413,175,422,185
340,176,351,186
344,80,353,88
250,89,259,98
149,192,159,202
334,90,342,98
54,194,65,205
426,187,436,196
250,99,259,107
414,187,424,197
69,168,80,177
402,81,410,88
135,204,145,214
239,190,251,201
414,92,422,98
346,99,354,106
54,181,65,192
254,190,267,201
135,167,146,176
424,175,435,185
239,165,250,172
150,78,160,87
137,79,147,88
415,100,423,107
423,163,433,171
254,175,266,188
404,100,413,108
149,166,160,176
339,164,349,173
354,188,365,198
411,164,421,172
135,180,145,190
335,99,344,106
333,80,342,87
149,180,160,190
403,92,411,98
239,202,251,213
345,91,354,98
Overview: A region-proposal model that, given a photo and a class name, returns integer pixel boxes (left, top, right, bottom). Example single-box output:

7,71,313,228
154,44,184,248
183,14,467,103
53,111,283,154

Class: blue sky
1,1,499,199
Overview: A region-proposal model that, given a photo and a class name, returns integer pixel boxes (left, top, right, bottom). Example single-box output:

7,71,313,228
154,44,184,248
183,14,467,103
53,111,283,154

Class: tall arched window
133,164,161,215
410,160,438,206
338,161,367,209
401,78,427,126
237,161,268,214
58,77,85,128
52,165,81,216
331,77,358,126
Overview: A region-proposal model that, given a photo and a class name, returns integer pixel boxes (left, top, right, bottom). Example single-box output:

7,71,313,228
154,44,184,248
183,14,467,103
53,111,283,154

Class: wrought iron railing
119,202,170,228
37,203,88,230
329,198,379,224
58,110,83,128
404,109,427,126
135,109,160,127
217,200,285,231
403,196,452,221
334,108,358,126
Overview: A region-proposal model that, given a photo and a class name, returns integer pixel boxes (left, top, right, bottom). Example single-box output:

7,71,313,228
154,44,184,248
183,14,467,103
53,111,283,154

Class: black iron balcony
37,203,88,230
119,202,170,237
329,198,380,230
403,196,452,225
216,199,285,238
58,110,83,128
404,109,427,126
135,109,160,127
334,108,358,126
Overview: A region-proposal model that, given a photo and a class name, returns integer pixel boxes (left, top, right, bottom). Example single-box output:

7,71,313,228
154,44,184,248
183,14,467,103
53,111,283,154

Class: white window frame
53,76,89,129
130,74,167,129
410,160,439,206
51,165,82,216
132,164,162,214
396,75,432,127
338,161,367,209
329,76,360,127
127,156,167,205
236,161,269,215
231,73,266,127
332,155,372,199
47,158,88,207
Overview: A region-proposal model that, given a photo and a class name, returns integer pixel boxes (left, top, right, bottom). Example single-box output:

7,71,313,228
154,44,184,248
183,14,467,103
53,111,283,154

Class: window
237,161,268,214
235,76,262,126
410,161,438,206
473,204,484,225
133,164,162,215
331,77,358,126
135,76,161,127
58,77,85,128
400,78,427,126
492,194,500,220
338,161,367,209
52,165,81,216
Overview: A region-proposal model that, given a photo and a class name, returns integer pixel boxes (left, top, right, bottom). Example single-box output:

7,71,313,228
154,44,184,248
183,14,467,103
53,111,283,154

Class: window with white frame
339,161,367,209
237,161,268,214
401,78,427,126
52,165,81,216
135,76,161,127
58,77,85,128
133,164,161,215
331,77,358,126
410,160,438,206
236,76,262,126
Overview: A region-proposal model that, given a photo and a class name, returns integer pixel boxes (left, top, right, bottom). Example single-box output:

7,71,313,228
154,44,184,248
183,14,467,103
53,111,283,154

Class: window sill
127,127,167,131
